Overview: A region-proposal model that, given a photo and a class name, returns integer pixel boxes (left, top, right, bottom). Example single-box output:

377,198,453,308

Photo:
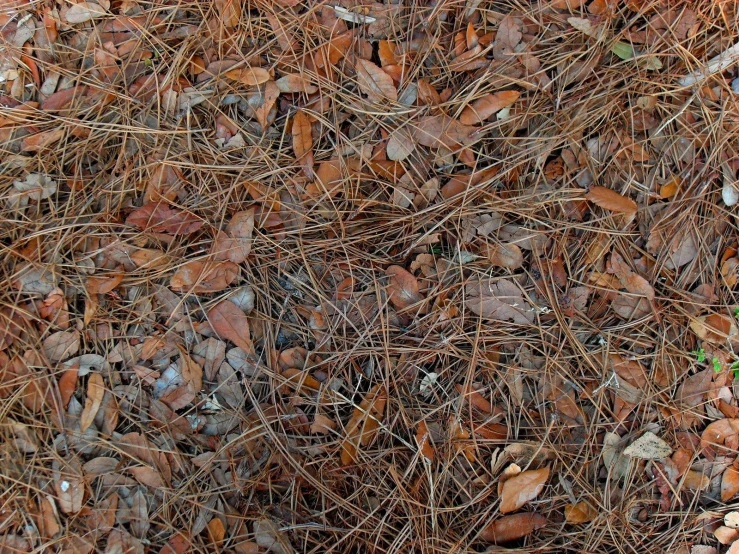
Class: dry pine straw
1,0,739,553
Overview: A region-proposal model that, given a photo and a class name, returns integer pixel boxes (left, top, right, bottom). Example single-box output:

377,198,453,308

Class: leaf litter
0,0,738,553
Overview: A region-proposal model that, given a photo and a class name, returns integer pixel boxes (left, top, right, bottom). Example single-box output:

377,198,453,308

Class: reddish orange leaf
499,467,550,513
416,420,434,461
292,109,313,177
341,384,387,466
459,91,520,125
480,513,548,543
386,265,423,310
207,300,254,353
585,186,637,214
126,203,203,235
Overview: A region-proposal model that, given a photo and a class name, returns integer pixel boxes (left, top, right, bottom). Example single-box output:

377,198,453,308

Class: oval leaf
459,91,520,125
585,186,637,214
355,59,397,102
499,466,550,514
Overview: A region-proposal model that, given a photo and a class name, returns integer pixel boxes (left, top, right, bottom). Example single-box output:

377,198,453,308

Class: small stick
678,40,739,87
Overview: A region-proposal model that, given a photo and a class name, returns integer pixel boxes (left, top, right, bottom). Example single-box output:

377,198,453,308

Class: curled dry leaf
80,372,105,432
126,203,203,235
416,420,434,461
276,74,317,94
386,265,423,309
564,501,598,524
459,91,520,125
479,512,548,543
465,277,535,324
355,59,397,102
341,384,387,465
207,299,254,353
170,260,239,293
585,186,637,214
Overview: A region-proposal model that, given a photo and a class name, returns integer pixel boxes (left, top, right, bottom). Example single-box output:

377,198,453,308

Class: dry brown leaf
479,512,548,543
564,501,598,524
585,186,637,214
311,414,337,435
126,203,203,235
465,277,535,323
21,129,65,152
119,432,172,484
701,419,739,454
65,2,107,23
160,532,191,554
415,420,434,461
208,518,226,546
276,74,317,94
499,466,550,513
714,526,739,545
39,496,61,539
226,66,271,86
690,314,738,345
355,59,397,102
386,265,423,309
341,384,387,465
484,242,523,269
127,466,164,489
415,114,478,150
292,110,313,177
80,372,104,432
386,128,415,161
43,330,80,363
211,209,254,263
170,260,239,293
207,300,254,353
723,467,739,501
459,91,520,125
53,458,84,515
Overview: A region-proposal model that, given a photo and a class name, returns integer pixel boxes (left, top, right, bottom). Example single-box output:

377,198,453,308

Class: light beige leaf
355,59,397,102
499,466,550,514
459,91,520,125
80,373,105,432
386,129,415,161
65,2,107,24
623,431,671,459
254,518,291,554
585,186,637,214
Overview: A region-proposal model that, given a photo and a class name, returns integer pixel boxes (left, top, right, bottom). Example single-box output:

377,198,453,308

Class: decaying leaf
623,431,672,459
465,277,535,323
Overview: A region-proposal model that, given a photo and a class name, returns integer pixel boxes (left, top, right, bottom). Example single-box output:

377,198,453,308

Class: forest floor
1,1,739,553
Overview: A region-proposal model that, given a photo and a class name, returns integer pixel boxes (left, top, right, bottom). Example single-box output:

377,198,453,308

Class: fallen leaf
714,526,739,545
499,466,550,514
585,186,637,214
415,114,478,150
479,512,548,543
292,110,313,177
386,128,415,161
226,66,271,86
127,466,164,489
53,458,84,515
341,384,387,465
21,129,65,152
723,468,739,501
126,203,203,235
465,277,535,324
415,420,434,461
254,518,291,554
701,419,739,454
211,209,254,263
80,372,104,432
690,314,738,345
459,91,520,125
65,2,107,23
207,299,254,353
386,265,423,309
355,59,397,102
311,414,337,435
276,74,317,94
565,501,598,524
683,470,710,491
170,261,239,293
623,431,672,459
43,330,80,363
